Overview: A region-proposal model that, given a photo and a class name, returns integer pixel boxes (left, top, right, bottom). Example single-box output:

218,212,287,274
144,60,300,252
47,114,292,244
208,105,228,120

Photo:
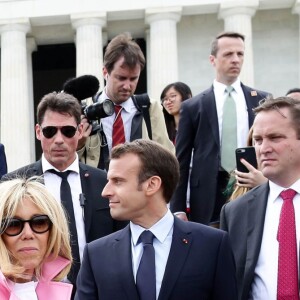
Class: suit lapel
241,83,264,127
114,226,140,300
78,163,93,236
202,86,220,147
34,160,43,175
244,183,269,290
158,218,192,300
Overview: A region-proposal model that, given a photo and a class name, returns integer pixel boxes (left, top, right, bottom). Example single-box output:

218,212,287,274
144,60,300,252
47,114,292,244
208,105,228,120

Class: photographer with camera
75,32,174,170
63,75,115,137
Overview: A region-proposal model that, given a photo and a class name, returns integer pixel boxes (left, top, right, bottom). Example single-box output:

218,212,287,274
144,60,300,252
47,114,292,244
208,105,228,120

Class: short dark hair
110,139,179,203
253,96,300,139
211,31,245,56
104,32,146,74
286,88,300,96
37,92,82,125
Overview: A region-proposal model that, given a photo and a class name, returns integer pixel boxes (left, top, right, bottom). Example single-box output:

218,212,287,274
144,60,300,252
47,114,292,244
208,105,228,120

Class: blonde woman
0,177,72,299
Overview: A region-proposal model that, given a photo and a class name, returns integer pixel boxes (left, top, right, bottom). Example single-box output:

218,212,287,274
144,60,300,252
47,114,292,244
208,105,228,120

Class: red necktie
112,105,125,147
277,189,299,300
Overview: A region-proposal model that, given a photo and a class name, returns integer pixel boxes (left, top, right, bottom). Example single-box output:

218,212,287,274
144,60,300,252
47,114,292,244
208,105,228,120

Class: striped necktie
112,105,125,147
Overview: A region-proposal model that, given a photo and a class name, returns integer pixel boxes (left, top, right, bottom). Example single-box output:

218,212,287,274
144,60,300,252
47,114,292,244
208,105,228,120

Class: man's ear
144,176,162,196
209,54,216,67
103,67,108,80
77,123,84,139
35,124,42,141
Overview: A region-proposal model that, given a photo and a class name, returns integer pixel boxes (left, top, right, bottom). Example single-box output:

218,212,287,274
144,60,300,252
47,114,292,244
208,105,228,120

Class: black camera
63,75,114,135
82,98,114,135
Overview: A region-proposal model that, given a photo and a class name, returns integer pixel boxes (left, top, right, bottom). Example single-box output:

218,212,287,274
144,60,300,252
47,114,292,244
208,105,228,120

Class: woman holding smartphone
228,126,267,200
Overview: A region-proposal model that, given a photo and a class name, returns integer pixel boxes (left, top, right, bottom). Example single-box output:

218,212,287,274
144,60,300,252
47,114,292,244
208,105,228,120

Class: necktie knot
139,230,155,245
280,189,297,201
114,105,122,114
226,86,234,94
49,169,71,180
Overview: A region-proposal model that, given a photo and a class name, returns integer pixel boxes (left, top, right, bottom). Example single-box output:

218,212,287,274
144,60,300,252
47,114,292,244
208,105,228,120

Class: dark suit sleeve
212,232,238,300
75,244,99,300
219,204,229,232
0,144,7,177
170,99,195,213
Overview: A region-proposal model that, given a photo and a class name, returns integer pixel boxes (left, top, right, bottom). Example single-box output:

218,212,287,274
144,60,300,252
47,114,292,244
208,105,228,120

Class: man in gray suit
221,96,300,299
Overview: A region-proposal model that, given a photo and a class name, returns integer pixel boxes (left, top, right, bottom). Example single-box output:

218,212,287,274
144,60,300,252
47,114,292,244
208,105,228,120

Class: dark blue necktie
136,230,156,300
49,169,80,283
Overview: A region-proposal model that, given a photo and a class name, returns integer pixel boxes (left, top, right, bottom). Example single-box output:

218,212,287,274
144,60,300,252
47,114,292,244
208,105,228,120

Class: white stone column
219,0,258,86
0,19,31,171
71,12,107,91
27,37,37,162
145,7,182,100
145,29,151,92
293,1,300,86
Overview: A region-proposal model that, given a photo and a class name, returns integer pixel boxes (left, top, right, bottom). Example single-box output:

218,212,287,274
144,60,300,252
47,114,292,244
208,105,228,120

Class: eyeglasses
40,125,78,139
162,94,177,103
1,215,52,236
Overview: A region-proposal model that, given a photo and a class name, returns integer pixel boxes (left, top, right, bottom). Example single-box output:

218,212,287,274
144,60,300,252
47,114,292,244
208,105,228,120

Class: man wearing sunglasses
2,92,127,296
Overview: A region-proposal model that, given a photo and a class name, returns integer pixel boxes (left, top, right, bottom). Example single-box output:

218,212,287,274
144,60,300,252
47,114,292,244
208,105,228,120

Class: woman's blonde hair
0,177,72,281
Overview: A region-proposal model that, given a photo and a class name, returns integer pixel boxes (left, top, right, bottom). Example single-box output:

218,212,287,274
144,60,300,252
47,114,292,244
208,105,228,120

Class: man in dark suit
220,96,300,299
75,139,237,300
2,92,126,293
170,32,269,225
0,143,7,177
77,32,174,169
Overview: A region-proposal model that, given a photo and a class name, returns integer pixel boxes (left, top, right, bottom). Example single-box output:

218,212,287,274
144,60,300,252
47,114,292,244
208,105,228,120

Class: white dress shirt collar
130,209,174,246
101,89,132,113
268,179,300,204
213,78,241,93
41,153,79,174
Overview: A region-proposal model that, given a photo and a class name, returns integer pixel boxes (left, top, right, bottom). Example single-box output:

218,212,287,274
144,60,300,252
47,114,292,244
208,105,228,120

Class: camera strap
133,94,152,140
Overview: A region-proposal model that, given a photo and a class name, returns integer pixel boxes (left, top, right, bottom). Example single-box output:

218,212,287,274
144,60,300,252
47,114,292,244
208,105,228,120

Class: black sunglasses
1,215,52,236
40,125,78,139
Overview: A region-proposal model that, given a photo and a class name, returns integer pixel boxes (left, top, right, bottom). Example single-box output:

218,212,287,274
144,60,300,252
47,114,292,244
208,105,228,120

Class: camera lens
102,99,114,116
84,99,114,120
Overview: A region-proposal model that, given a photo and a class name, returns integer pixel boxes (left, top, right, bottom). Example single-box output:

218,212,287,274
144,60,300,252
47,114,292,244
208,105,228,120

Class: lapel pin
251,91,257,97
182,238,188,244
84,172,89,177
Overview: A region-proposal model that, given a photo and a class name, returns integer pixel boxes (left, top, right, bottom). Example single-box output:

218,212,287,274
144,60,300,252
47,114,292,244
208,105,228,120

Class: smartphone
235,147,257,173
